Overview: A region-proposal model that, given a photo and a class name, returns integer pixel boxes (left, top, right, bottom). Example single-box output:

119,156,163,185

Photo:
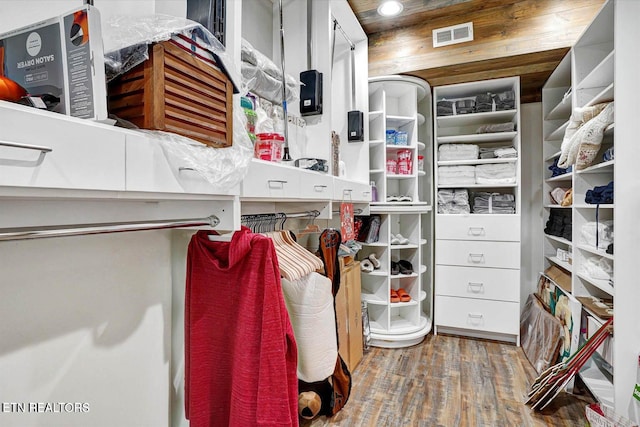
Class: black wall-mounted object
300,70,323,116
347,110,364,142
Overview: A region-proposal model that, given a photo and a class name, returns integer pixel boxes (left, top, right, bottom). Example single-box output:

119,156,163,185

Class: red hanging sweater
185,227,298,427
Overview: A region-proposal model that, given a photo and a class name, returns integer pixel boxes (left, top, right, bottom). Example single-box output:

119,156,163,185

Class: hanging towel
185,227,299,427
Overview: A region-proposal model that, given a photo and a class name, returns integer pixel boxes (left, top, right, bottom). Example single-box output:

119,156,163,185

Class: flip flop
398,195,413,202
390,261,399,275
397,260,414,274
397,288,411,302
390,234,401,245
368,253,381,269
395,234,410,245
390,289,400,303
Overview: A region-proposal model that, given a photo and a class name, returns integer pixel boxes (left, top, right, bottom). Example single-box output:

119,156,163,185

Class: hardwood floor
305,334,593,427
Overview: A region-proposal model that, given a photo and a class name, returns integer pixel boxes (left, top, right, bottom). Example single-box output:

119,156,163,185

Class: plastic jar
386,159,397,174
255,133,284,162
397,149,412,162
418,155,425,171
394,131,408,146
385,130,397,145
397,159,412,175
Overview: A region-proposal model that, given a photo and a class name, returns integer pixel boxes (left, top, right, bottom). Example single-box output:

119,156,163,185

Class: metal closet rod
0,215,220,242
241,210,320,220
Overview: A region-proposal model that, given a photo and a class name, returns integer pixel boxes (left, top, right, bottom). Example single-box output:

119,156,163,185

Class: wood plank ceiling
347,0,606,102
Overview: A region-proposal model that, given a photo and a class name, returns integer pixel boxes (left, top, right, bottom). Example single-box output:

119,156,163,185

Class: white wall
0,1,186,34
0,232,172,427
520,102,544,306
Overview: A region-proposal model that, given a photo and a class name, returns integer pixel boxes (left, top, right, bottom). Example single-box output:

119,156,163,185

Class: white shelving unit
432,76,522,345
540,1,640,419
362,75,433,348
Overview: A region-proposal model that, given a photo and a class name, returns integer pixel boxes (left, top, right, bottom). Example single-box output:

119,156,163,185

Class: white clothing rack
0,215,220,241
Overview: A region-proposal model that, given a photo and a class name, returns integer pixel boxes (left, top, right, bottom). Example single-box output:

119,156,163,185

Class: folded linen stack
479,145,517,159
581,221,614,250
472,192,516,214
585,181,613,204
438,165,476,185
475,162,516,185
475,122,515,134
436,100,454,116
438,144,479,161
437,189,470,214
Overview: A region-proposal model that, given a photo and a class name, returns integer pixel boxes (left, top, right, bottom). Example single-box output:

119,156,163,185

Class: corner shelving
364,75,433,348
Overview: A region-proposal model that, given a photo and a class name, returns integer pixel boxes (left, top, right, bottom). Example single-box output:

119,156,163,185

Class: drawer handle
268,180,287,188
468,312,484,325
467,282,484,293
468,312,484,319
468,253,485,263
468,227,485,236
0,140,53,154
362,191,370,196
178,167,195,172
314,185,327,191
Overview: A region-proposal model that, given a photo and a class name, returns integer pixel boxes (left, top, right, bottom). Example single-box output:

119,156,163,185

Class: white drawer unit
0,102,125,191
241,159,302,199
299,169,334,200
435,240,520,269
333,177,371,202
434,265,520,302
435,296,520,335
435,214,520,242
125,133,240,196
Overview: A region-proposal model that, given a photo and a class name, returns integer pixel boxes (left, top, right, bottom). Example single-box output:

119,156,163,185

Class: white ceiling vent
433,22,474,48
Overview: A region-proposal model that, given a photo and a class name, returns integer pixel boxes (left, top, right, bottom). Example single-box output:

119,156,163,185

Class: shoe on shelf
396,288,411,302
386,195,399,202
398,195,413,202
390,234,401,245
360,259,374,273
368,253,381,269
390,288,400,303
395,234,410,245
390,261,399,275
397,260,414,275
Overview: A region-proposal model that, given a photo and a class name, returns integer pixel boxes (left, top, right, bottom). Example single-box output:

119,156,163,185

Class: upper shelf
387,115,415,128
437,131,517,144
436,110,517,128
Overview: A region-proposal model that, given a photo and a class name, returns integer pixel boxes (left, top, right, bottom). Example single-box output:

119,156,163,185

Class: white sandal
368,253,381,269
360,259,374,273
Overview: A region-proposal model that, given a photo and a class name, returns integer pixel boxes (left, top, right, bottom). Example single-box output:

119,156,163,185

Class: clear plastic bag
139,97,253,192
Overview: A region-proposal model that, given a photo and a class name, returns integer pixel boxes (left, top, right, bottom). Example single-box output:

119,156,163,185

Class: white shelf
361,292,387,305
417,113,425,125
577,50,615,91
545,234,573,246
437,131,517,144
576,272,614,296
436,110,517,128
370,169,385,174
369,139,384,146
370,204,431,214
576,159,614,174
387,115,415,128
437,158,517,167
577,244,614,260
417,141,426,151
387,174,416,180
545,255,573,272
585,83,614,108
438,183,517,189
544,150,562,162
544,204,572,209
545,98,572,121
369,110,384,119
362,270,391,277
579,359,614,409
386,144,416,151
546,120,569,141
360,242,388,247
574,204,614,209
389,244,419,250
545,172,573,182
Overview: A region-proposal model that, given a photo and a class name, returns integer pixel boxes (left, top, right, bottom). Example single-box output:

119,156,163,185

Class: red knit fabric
185,227,299,427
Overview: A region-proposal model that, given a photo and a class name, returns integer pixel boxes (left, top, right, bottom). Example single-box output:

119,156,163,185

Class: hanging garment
185,227,298,427
281,272,337,383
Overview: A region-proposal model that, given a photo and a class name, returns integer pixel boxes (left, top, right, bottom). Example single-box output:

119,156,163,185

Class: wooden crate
108,41,233,148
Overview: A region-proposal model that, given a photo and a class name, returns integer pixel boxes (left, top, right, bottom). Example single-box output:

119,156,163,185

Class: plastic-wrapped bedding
520,294,564,374
281,272,338,383
240,39,299,103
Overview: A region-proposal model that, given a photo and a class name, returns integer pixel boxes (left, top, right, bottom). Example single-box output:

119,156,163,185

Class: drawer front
241,159,301,199
0,103,125,191
435,265,520,302
125,133,239,195
333,178,371,202
435,240,520,269
435,296,520,334
299,170,333,200
436,214,520,241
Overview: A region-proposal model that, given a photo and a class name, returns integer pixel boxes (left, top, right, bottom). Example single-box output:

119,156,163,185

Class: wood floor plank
306,334,592,426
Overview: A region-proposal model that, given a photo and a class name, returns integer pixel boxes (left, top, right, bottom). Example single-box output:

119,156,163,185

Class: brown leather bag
329,354,352,415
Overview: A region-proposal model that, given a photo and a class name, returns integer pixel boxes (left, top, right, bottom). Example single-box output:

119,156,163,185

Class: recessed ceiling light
377,1,403,17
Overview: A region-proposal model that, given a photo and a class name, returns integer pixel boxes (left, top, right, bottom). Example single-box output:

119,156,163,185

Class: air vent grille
433,22,474,48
